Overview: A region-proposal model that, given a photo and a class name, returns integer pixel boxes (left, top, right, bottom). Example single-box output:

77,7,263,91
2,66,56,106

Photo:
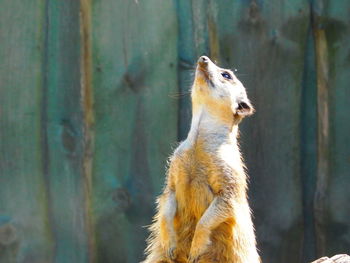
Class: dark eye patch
221,71,232,80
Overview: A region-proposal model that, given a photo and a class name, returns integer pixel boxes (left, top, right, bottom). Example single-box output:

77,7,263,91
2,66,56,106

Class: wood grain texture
313,11,331,257
176,0,198,140
301,24,318,262
90,0,178,262
0,1,54,262
43,1,93,262
312,0,350,257
80,0,97,262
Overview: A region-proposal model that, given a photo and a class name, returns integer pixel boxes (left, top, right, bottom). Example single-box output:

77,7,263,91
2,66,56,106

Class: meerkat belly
175,170,215,220
173,171,215,252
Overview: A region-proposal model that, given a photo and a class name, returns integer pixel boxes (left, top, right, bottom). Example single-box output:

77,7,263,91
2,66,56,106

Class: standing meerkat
142,56,260,263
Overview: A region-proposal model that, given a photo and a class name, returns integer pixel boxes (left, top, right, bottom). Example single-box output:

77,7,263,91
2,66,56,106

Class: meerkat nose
198,56,211,69
199,56,209,64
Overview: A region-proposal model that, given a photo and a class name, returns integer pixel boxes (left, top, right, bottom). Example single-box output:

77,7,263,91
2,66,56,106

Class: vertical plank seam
207,1,219,63
79,0,96,262
40,0,56,259
312,6,330,256
300,4,319,261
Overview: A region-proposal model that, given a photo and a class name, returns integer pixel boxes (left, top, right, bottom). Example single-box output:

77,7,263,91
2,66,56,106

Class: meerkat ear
236,100,254,116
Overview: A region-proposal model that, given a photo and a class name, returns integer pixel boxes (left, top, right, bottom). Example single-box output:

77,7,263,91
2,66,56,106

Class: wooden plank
90,0,178,262
43,0,93,262
176,0,198,140
0,1,54,262
176,0,223,140
204,1,310,262
313,3,331,255
80,0,96,262
312,0,350,257
300,26,318,262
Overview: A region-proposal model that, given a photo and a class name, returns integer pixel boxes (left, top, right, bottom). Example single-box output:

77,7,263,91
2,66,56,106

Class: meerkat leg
189,197,259,263
231,201,260,263
159,190,177,260
188,196,230,263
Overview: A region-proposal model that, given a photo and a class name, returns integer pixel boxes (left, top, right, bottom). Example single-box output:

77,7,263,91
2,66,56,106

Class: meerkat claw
188,255,200,263
166,247,176,260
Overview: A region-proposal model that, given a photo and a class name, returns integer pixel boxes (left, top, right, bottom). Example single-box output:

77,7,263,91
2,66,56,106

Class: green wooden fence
0,0,349,262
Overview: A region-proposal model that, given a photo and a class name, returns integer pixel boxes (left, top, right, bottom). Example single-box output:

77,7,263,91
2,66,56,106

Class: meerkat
142,56,260,263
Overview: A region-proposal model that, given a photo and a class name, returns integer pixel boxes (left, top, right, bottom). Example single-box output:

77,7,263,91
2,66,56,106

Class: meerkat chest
172,148,230,218
175,167,215,219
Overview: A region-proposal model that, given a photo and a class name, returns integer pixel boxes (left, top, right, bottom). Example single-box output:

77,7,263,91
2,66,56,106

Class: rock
311,254,350,263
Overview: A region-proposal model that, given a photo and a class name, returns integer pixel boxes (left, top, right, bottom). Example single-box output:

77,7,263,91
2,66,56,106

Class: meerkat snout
198,55,209,64
193,56,254,122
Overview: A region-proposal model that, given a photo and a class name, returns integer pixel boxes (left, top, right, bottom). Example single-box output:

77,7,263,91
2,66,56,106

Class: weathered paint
43,1,92,262
312,0,350,257
80,0,97,262
301,25,318,262
0,0,54,262
90,0,178,262
313,16,331,257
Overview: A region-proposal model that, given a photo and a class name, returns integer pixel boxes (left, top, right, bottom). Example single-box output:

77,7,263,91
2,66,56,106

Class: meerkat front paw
188,254,200,263
188,225,211,263
165,245,177,260
188,246,205,263
161,237,177,261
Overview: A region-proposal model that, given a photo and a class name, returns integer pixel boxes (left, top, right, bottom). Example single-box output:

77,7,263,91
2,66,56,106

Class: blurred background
0,0,349,262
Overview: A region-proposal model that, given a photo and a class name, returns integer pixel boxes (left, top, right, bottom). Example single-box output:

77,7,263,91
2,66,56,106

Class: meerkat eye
221,71,232,80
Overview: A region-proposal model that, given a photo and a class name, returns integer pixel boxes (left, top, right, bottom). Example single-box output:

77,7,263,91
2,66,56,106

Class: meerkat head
192,56,254,124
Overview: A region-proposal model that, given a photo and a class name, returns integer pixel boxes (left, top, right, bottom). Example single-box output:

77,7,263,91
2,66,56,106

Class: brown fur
142,57,260,263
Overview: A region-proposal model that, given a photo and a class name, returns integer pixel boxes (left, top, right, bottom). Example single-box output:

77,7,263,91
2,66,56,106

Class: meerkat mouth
197,56,211,80
197,66,210,80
